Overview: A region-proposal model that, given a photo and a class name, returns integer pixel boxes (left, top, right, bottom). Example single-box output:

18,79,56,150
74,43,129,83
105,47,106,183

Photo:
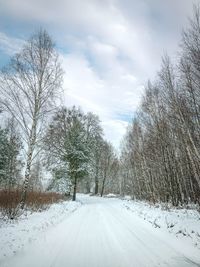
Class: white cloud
0,32,24,55
0,0,196,148
60,50,143,149
101,119,129,151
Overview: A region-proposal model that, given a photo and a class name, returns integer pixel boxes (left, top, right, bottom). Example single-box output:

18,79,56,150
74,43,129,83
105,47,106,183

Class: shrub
0,189,65,220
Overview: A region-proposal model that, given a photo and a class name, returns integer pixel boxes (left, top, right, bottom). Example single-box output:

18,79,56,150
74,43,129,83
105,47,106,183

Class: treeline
120,6,200,206
44,106,119,200
0,29,119,213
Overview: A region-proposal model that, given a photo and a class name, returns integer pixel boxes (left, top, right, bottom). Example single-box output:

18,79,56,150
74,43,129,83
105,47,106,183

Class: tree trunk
94,158,100,195
101,175,106,197
20,121,36,209
72,176,77,201
185,145,200,188
20,144,34,209
95,178,99,195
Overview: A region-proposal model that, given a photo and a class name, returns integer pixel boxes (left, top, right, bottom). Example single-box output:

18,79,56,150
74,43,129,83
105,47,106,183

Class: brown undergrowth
0,189,65,219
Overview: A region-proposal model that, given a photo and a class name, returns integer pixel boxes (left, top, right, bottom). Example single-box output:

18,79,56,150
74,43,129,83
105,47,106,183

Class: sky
0,0,197,149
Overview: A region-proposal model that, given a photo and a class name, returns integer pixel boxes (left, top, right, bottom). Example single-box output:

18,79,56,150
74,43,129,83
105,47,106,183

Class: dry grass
0,189,66,219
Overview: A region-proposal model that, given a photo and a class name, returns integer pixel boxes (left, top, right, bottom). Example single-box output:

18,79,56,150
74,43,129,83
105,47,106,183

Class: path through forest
2,195,200,267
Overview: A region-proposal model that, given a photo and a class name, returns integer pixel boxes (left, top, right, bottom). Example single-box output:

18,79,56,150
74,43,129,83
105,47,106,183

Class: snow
0,194,200,267
0,200,81,261
105,193,117,198
123,199,200,250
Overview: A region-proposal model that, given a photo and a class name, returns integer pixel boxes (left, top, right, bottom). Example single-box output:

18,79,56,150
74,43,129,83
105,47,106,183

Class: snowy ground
123,199,200,250
0,200,81,261
0,194,200,267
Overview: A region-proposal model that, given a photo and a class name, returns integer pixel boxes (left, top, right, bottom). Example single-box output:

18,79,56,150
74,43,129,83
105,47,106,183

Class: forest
0,5,200,220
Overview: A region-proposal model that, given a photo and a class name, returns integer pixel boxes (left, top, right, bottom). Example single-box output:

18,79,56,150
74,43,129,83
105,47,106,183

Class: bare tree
120,5,200,205
0,29,63,208
100,141,118,197
84,112,103,194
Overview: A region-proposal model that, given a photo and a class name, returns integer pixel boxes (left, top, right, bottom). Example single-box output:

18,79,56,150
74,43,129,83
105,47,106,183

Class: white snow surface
0,200,81,261
0,194,200,267
123,199,200,250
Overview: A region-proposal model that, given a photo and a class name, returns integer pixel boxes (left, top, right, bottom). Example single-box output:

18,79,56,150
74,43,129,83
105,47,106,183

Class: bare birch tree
120,5,200,205
0,29,63,208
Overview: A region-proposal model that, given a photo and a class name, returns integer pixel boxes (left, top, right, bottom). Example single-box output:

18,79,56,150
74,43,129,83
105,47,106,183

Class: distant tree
0,119,22,189
5,117,23,189
100,141,117,197
64,109,89,200
0,29,63,208
0,128,10,187
44,106,90,201
84,112,103,194
92,136,104,194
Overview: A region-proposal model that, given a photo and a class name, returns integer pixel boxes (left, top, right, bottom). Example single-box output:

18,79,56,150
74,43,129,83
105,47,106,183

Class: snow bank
123,200,200,249
0,200,81,260
104,193,117,198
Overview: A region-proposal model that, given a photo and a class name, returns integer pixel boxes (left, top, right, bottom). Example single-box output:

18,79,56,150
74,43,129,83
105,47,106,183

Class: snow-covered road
1,195,200,267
